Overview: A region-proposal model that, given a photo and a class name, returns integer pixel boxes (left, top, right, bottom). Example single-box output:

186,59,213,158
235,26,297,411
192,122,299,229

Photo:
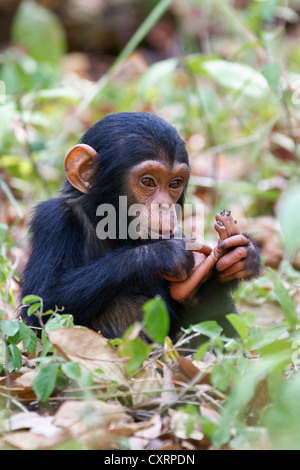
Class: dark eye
141,177,156,188
169,179,183,189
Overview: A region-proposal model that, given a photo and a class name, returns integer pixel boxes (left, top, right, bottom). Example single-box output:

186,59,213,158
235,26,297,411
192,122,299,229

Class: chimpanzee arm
21,199,194,326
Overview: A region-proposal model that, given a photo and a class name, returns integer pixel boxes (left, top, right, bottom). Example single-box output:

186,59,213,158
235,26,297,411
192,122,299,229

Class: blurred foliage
1,0,300,450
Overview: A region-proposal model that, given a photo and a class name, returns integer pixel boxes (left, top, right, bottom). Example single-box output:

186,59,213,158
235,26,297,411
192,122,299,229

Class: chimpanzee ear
64,144,98,194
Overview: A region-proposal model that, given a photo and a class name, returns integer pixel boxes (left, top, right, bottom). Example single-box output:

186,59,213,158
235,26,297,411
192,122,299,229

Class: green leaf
269,268,298,330
139,58,178,96
7,344,22,373
120,338,152,376
202,59,270,99
195,341,210,361
263,371,300,450
212,358,273,448
189,321,223,340
44,314,74,334
211,361,236,392
18,322,37,354
61,362,82,381
22,295,43,305
12,1,66,67
27,303,42,316
199,415,218,441
252,324,288,350
143,296,170,344
226,314,249,340
33,363,59,402
3,320,19,338
277,184,300,257
261,62,281,91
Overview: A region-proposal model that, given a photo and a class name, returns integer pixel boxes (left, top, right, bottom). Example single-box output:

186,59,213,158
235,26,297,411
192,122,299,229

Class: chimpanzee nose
159,203,172,210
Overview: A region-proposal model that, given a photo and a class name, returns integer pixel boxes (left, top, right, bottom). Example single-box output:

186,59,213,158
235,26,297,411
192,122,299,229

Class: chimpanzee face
128,160,189,239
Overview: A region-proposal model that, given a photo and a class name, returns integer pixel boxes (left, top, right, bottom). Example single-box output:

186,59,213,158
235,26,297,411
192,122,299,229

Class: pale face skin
128,160,190,238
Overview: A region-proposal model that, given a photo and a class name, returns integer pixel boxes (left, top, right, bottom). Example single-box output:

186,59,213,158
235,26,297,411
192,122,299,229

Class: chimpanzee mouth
148,228,175,239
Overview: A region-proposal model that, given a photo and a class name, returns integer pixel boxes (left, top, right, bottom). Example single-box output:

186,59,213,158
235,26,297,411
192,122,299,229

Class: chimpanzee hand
159,239,195,282
214,210,261,282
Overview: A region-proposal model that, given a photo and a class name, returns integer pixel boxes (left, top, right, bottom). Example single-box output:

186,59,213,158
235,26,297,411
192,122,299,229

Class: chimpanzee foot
214,210,240,240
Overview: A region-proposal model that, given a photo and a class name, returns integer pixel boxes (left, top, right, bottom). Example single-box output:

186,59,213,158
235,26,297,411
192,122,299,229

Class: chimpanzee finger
218,268,253,283
215,211,240,237
216,246,248,272
217,260,245,278
193,244,212,256
219,234,250,250
214,221,227,240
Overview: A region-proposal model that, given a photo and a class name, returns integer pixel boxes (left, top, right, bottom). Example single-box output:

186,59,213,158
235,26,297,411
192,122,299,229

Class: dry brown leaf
130,361,164,407
161,363,177,406
200,404,220,424
0,373,36,400
247,379,271,424
177,356,212,385
158,443,186,450
54,399,130,429
3,431,65,450
53,399,132,450
134,413,162,440
128,414,163,449
4,411,61,438
48,328,127,383
169,409,204,441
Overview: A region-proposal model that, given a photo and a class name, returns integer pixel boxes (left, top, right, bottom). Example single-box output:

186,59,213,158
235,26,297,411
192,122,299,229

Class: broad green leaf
277,184,300,257
189,321,223,340
3,320,19,338
226,314,249,340
21,88,81,107
61,362,82,381
120,338,152,376
212,358,277,448
12,1,66,67
33,363,59,402
139,58,178,96
195,341,210,361
18,322,37,354
211,363,233,392
252,324,288,350
44,314,74,334
143,296,170,344
28,303,42,316
269,268,298,330
202,60,270,99
263,371,300,450
7,344,22,373
261,61,281,91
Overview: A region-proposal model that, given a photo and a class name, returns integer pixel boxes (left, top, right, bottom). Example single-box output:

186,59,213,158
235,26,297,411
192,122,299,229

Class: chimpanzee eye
169,179,183,189
141,177,156,188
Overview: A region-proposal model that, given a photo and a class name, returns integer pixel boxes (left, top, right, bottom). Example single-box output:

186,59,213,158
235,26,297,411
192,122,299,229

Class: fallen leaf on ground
4,411,61,437
49,328,127,383
53,399,134,449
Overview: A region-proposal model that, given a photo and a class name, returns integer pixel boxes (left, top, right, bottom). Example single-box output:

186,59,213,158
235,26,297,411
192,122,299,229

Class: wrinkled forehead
129,160,190,180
